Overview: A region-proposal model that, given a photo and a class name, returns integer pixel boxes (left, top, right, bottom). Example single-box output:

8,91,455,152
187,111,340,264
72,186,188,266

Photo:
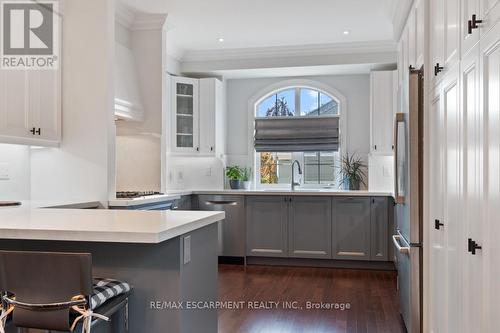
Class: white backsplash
368,154,394,193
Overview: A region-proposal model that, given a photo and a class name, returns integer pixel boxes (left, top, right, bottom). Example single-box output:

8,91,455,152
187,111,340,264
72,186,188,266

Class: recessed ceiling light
343,30,350,35
218,38,225,42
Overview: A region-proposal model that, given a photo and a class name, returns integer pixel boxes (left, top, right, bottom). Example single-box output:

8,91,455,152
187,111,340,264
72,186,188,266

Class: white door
29,70,61,143
442,66,462,333
0,70,31,140
480,20,500,333
462,0,481,56
172,77,199,153
428,89,448,333
461,43,484,333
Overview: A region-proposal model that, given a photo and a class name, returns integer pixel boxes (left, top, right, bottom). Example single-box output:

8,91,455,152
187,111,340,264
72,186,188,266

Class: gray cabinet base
0,223,218,333
246,256,395,271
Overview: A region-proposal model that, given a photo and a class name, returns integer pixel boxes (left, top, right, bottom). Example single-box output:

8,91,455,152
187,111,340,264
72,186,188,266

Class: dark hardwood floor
218,264,406,333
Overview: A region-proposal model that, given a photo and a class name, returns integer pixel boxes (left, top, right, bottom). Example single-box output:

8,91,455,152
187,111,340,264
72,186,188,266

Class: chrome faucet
291,160,302,190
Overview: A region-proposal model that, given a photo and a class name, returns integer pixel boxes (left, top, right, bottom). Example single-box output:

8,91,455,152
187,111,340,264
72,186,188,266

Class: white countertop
0,202,225,244
167,189,393,197
108,194,181,207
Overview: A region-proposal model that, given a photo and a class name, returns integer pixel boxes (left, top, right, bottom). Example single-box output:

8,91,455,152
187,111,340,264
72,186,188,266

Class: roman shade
254,116,339,152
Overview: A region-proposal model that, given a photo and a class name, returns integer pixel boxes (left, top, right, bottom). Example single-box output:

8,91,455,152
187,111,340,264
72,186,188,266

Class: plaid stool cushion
90,278,131,310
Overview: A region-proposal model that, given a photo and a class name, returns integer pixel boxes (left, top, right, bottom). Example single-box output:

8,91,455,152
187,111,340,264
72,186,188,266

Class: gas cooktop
116,191,163,199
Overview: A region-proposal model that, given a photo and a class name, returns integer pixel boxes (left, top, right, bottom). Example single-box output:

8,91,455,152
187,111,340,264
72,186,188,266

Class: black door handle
468,238,482,255
434,219,444,230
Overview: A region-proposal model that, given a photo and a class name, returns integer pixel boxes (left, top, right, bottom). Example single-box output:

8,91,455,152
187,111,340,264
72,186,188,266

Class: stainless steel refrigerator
392,67,423,333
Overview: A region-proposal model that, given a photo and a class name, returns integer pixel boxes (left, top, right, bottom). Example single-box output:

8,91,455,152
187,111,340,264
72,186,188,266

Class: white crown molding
132,13,168,31
391,0,414,40
115,2,135,29
181,40,397,63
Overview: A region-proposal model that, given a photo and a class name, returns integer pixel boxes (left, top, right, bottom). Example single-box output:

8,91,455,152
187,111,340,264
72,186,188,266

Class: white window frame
247,79,348,189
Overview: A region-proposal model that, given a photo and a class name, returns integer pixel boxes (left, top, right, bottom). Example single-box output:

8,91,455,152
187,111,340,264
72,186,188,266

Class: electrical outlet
0,163,9,180
183,235,191,264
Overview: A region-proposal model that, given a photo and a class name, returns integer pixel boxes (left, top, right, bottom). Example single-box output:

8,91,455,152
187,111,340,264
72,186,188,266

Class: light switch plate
183,235,191,265
0,163,9,180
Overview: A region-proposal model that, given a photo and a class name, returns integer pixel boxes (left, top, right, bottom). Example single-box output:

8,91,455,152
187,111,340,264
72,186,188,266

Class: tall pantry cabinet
423,0,500,331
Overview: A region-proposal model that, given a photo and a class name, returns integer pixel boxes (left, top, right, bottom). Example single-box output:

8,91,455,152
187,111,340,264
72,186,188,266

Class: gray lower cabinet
332,197,371,260
370,197,389,261
246,196,288,257
288,196,332,259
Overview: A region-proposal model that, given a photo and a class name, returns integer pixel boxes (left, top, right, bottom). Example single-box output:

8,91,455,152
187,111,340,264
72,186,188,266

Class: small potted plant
226,166,243,189
339,153,367,191
241,167,252,190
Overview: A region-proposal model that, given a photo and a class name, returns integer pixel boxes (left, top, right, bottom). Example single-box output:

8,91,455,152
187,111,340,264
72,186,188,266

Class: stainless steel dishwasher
197,195,245,258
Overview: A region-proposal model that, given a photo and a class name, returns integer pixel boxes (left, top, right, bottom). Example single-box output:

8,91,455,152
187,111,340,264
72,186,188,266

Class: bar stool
0,251,132,333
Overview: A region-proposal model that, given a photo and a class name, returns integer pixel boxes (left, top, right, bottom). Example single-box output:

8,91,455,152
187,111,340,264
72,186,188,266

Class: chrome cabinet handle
205,200,238,206
392,234,410,255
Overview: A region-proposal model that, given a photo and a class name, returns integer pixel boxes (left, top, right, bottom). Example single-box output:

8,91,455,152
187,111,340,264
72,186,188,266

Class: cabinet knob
196,147,199,152
434,63,444,76
467,238,482,255
29,127,41,136
434,219,444,230
210,146,214,152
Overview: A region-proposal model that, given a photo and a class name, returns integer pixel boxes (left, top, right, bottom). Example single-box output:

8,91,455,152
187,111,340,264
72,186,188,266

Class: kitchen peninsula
0,202,225,333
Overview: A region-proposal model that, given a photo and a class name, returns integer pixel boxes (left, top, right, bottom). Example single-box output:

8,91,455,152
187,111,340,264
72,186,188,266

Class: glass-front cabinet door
172,77,199,152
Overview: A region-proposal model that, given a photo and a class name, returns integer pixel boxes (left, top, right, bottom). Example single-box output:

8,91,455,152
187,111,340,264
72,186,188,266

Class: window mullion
295,87,300,116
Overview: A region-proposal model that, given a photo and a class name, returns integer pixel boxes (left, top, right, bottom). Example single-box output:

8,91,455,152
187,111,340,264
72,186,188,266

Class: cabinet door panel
431,0,445,70
461,43,484,333
480,23,500,333
370,71,395,153
0,70,30,139
428,91,448,333
481,0,500,32
370,197,388,261
199,78,215,155
443,68,462,333
172,77,199,153
415,0,425,67
332,197,371,260
29,70,61,142
462,0,481,56
445,0,460,67
246,196,288,257
288,197,332,259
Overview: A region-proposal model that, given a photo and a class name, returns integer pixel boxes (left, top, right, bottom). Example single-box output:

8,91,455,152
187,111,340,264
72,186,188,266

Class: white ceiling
120,0,396,53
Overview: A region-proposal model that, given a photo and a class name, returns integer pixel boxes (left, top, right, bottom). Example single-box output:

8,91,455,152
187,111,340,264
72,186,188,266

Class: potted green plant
241,167,252,190
339,153,367,191
226,166,243,189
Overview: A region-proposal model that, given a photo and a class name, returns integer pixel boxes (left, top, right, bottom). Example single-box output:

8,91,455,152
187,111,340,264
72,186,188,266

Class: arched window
254,86,343,187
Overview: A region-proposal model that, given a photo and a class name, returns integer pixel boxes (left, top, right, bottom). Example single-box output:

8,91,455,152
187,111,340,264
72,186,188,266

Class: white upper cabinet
430,0,460,85
462,0,481,55
171,76,200,154
480,0,500,31
370,71,396,154
114,42,144,122
199,78,226,157
169,76,226,157
415,0,425,68
0,68,61,147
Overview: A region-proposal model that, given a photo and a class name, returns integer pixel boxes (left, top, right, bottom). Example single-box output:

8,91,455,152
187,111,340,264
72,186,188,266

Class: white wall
30,0,115,203
225,74,371,165
0,144,31,200
165,156,225,191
